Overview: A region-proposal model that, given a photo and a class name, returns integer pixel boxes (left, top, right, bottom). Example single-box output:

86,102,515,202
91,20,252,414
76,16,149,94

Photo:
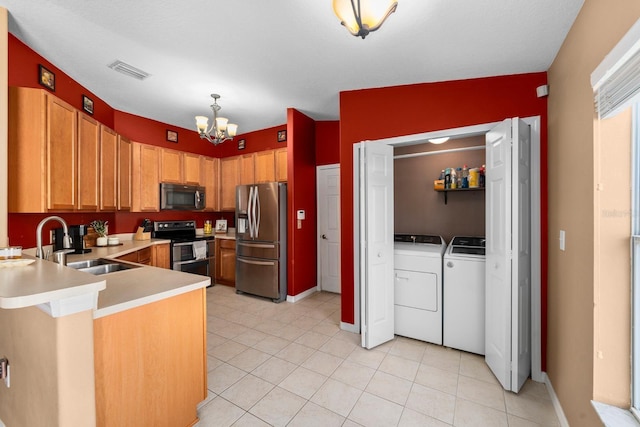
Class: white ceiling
2,0,584,134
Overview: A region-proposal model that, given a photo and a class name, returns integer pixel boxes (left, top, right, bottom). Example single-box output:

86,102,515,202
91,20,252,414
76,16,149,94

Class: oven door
173,258,209,276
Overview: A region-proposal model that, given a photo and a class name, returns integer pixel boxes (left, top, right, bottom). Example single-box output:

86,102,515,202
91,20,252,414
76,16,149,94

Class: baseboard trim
340,322,359,334
286,286,318,303
543,372,570,427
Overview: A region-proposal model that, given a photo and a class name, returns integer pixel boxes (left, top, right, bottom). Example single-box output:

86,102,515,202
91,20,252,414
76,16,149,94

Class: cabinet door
152,243,171,269
47,96,77,211
132,142,160,212
275,147,288,182
8,87,48,212
202,156,219,211
100,126,118,211
239,153,255,185
118,136,132,211
220,156,239,211
255,150,275,183
160,148,183,184
216,239,236,286
183,153,202,186
77,113,100,211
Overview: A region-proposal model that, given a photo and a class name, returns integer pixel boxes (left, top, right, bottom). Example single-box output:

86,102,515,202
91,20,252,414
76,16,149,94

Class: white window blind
592,19,640,119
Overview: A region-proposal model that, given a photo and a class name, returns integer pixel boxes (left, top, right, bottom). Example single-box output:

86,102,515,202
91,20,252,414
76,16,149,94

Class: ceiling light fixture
195,94,238,145
428,137,450,144
332,0,398,39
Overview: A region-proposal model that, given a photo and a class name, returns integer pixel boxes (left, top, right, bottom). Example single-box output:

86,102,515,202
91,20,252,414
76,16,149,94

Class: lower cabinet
114,244,169,268
115,246,151,265
94,288,207,427
215,239,236,286
152,243,171,269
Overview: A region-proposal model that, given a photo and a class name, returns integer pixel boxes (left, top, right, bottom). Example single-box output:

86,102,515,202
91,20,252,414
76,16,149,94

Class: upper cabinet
202,156,219,211
131,142,160,212
255,150,275,183
219,156,239,211
77,113,100,211
9,87,79,212
275,147,288,182
99,125,118,211
118,136,132,211
160,148,183,184
239,153,255,185
183,153,202,186
249,148,288,184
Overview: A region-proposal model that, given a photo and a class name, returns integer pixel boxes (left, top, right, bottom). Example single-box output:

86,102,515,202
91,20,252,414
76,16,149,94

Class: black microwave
160,183,206,210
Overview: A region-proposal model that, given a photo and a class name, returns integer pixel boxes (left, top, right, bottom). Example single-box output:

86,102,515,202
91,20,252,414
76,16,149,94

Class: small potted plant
90,220,109,247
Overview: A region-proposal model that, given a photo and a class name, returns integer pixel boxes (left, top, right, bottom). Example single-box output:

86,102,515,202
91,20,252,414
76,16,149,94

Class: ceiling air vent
108,60,150,81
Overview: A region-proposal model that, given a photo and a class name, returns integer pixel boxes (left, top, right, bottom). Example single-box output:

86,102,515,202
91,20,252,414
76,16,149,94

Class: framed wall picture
215,219,228,234
166,130,178,143
238,139,246,150
38,65,55,91
82,95,94,115
277,130,287,142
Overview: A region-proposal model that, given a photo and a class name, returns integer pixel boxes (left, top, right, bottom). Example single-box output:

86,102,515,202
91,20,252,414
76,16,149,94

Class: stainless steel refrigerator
235,182,287,302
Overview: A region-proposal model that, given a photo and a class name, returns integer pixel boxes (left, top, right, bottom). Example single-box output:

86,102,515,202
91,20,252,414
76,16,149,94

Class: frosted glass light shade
227,123,238,137
195,116,208,133
215,117,228,131
333,0,398,38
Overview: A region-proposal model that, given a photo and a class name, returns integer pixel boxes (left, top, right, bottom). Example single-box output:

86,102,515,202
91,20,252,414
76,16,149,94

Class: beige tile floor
196,285,560,427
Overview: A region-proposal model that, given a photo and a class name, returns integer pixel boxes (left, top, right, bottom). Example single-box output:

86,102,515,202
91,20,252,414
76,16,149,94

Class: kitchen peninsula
0,239,209,427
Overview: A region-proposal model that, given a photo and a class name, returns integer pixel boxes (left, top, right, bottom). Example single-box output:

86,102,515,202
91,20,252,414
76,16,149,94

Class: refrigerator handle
255,186,261,239
248,186,255,239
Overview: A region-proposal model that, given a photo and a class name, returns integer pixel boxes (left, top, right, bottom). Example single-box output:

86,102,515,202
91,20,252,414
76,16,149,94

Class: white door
317,165,341,293
485,118,531,392
356,142,395,349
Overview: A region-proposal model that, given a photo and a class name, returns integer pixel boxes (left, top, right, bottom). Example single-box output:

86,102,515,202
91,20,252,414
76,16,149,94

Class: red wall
287,109,317,296
315,121,340,165
8,34,115,128
338,73,549,368
6,35,281,247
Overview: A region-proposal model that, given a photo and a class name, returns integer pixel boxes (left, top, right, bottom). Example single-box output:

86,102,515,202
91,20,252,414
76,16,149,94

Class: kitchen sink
67,258,141,275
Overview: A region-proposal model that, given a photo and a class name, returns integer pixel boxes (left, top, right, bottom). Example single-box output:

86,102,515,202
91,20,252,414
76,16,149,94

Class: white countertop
1,238,210,318
0,255,106,309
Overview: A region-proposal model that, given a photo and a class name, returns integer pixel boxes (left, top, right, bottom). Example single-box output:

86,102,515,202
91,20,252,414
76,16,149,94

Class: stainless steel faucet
36,216,72,259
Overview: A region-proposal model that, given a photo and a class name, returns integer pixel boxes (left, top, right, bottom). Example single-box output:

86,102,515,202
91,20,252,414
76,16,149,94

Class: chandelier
333,0,398,39
195,94,238,145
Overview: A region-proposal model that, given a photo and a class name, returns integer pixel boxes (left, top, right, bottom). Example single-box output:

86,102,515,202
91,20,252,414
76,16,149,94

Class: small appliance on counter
53,224,91,254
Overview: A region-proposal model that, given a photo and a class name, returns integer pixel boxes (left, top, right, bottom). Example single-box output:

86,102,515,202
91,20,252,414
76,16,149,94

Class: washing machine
443,236,486,355
393,234,446,345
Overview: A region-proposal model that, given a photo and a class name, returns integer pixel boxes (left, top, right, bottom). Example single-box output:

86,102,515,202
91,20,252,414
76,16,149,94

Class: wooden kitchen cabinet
160,148,183,184
77,113,100,211
152,243,171,269
8,87,78,212
239,153,256,185
99,126,118,211
220,156,239,211
115,246,152,265
275,147,288,182
255,150,275,183
183,153,202,186
202,156,219,211
94,288,206,427
117,135,132,211
131,142,160,212
215,239,236,286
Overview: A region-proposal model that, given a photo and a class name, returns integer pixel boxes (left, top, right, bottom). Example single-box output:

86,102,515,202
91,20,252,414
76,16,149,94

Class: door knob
321,234,327,240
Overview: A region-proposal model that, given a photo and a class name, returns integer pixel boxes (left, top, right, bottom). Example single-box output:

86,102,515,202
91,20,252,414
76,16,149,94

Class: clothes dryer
393,234,446,345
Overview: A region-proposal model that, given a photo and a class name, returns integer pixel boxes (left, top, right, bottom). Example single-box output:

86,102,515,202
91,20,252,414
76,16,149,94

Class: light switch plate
559,230,566,251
